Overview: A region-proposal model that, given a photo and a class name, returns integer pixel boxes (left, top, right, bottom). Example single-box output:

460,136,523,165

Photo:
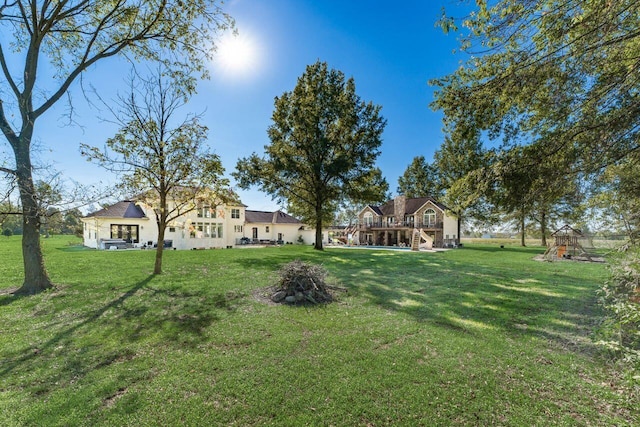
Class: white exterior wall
82,201,321,250
164,204,245,250
81,217,153,249
82,203,247,250
244,223,299,244
443,213,459,242
243,223,320,245
298,228,320,245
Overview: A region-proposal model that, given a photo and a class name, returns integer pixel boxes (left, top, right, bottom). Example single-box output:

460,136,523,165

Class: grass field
0,236,637,426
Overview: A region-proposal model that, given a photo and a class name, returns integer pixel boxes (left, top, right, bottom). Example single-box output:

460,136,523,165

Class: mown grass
0,236,637,426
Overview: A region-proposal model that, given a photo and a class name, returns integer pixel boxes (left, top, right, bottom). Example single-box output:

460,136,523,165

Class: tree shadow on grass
327,248,604,356
55,244,94,252
0,274,239,399
0,276,155,378
456,245,544,255
0,287,26,306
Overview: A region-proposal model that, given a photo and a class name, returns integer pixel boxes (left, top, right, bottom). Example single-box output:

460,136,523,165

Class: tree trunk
314,215,323,250
540,211,547,247
14,140,54,295
457,211,462,245
520,211,526,247
154,217,167,274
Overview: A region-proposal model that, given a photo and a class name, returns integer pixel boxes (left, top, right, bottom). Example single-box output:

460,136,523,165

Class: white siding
443,213,459,242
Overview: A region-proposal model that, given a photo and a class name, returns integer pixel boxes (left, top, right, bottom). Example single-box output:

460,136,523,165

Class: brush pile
270,260,335,304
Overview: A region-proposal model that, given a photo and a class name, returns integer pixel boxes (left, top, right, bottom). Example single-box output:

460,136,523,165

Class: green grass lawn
0,236,637,426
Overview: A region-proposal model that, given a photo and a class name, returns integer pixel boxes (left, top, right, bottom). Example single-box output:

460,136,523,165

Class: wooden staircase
411,229,434,251
411,229,421,251
344,224,358,243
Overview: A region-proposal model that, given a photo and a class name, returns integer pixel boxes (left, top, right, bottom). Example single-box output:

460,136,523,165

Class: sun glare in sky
214,31,260,78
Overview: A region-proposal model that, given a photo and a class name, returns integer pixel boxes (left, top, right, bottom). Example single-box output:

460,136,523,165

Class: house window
234,225,243,233
423,209,436,227
110,224,139,243
190,221,222,238
231,208,240,219
406,215,414,226
168,227,176,233
194,222,207,237
363,212,373,226
266,226,270,233
197,205,216,218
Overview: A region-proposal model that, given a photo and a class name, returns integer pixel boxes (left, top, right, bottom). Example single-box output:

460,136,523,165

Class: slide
411,229,434,251
419,230,433,250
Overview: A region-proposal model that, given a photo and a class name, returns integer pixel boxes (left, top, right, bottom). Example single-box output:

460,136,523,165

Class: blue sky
29,0,469,212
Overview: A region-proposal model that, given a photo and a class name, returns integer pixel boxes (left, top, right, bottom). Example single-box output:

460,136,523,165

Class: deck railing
358,221,443,230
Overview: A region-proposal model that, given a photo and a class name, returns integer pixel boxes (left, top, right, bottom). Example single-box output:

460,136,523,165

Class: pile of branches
270,260,341,305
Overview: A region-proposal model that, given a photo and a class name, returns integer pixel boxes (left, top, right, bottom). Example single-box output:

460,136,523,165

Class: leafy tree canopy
234,61,388,250
432,0,640,173
397,155,443,199
590,154,640,243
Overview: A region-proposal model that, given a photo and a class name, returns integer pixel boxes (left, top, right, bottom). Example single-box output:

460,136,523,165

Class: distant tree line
1,202,84,237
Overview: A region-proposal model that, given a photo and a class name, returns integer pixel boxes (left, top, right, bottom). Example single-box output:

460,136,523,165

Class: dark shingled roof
378,197,449,215
245,210,302,224
84,201,147,219
366,205,384,215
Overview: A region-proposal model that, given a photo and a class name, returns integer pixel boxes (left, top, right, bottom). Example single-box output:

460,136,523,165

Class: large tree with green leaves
432,0,640,195
433,126,484,195
397,155,442,199
234,61,388,250
432,124,489,229
0,1,232,294
591,156,640,244
81,68,228,274
480,144,583,246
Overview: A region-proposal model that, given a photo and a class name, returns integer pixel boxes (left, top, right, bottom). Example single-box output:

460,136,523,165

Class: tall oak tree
234,61,388,250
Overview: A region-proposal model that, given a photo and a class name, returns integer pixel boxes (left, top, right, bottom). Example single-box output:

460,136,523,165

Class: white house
244,210,318,245
81,201,319,249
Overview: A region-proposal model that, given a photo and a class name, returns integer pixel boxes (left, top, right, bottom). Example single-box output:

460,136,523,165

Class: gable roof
245,210,302,224
375,197,449,216
407,197,449,214
551,224,584,237
368,205,384,215
84,201,147,219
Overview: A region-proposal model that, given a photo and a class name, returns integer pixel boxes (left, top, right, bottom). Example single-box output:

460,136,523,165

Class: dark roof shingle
245,210,302,224
377,197,449,215
84,201,147,219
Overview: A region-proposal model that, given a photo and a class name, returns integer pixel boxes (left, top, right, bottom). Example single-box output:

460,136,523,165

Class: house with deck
353,196,460,248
